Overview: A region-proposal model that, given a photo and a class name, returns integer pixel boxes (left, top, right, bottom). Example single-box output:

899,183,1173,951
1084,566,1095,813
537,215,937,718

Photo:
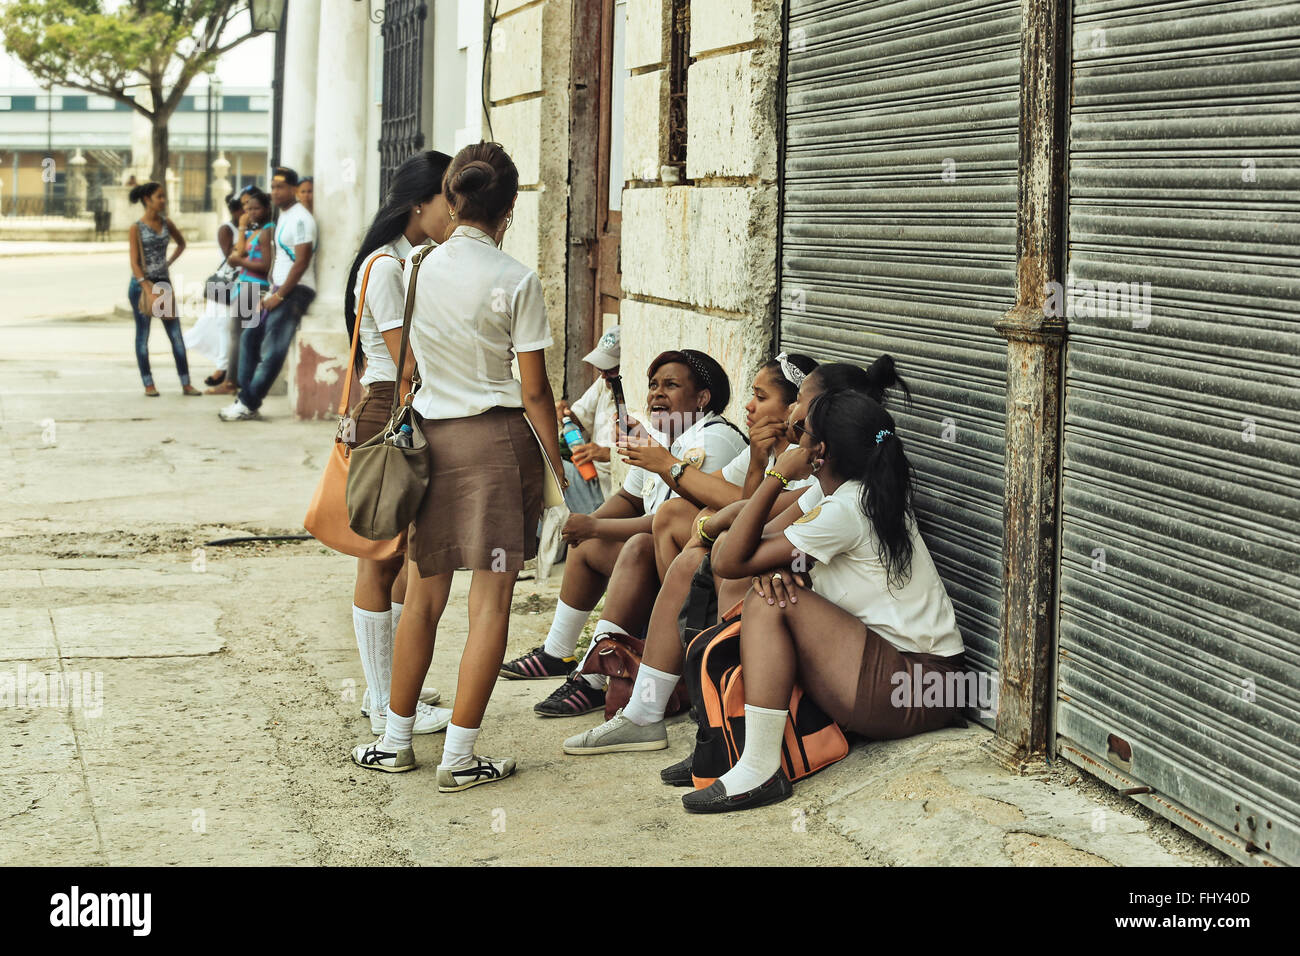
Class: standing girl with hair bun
126,181,197,396
351,142,566,791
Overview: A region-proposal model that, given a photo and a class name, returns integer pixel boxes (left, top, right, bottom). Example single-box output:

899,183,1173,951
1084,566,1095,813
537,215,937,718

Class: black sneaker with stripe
534,676,606,718
499,645,574,680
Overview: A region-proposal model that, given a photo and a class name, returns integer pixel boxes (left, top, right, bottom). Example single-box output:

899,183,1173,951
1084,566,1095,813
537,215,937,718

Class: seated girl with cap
498,350,748,722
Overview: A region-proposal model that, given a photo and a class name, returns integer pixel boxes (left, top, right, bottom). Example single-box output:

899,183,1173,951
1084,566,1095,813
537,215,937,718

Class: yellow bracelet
764,468,790,488
696,513,714,544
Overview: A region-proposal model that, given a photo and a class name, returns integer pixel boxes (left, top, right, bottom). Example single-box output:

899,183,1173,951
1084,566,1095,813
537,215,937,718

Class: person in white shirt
688,387,966,812
335,150,454,742
351,142,566,793
555,325,622,508
220,165,317,421
499,350,747,718
562,356,909,762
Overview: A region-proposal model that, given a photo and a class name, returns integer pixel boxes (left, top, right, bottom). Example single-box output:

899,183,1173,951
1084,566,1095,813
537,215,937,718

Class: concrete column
130,90,154,183
290,0,370,419
280,0,321,173
67,149,87,217
984,0,1070,776
210,152,232,213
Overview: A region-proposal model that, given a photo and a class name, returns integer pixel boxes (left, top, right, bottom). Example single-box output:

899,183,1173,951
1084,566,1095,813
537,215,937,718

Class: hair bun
453,160,494,193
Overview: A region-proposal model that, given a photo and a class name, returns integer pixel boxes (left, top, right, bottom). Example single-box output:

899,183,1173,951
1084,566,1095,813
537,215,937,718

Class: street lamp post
204,75,215,210
249,0,289,172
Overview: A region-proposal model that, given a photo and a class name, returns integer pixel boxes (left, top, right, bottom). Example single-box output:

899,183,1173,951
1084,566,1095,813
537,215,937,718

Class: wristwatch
669,461,690,486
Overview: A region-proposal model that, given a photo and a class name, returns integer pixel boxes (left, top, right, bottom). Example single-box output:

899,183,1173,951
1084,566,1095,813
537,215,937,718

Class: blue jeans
237,285,314,411
562,459,606,514
128,277,189,387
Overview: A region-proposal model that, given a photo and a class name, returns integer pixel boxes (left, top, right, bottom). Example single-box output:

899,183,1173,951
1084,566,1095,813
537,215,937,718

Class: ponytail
344,150,452,373
129,181,161,205
864,354,911,407
806,388,915,588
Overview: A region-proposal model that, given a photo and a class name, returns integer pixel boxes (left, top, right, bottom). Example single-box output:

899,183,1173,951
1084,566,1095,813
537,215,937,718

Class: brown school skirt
848,629,968,740
346,380,398,449
407,406,544,578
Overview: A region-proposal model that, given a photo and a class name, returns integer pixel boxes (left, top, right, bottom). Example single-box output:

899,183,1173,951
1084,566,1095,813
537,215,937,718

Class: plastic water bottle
393,423,414,448
562,415,597,481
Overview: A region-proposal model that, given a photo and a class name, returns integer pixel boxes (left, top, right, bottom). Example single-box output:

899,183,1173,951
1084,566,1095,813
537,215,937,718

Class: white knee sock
576,620,627,689
542,599,592,659
439,723,481,769
717,705,788,795
382,709,416,751
390,601,404,633
353,605,393,715
622,663,679,726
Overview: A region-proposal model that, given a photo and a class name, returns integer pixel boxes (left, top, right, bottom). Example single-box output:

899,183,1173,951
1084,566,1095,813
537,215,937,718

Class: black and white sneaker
350,738,416,773
436,754,516,792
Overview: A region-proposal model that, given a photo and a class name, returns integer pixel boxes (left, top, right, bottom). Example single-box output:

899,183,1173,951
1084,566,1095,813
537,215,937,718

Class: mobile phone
609,374,630,441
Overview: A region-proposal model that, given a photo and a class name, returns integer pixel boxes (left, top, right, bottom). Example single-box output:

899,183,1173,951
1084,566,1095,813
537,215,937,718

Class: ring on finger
772,572,783,583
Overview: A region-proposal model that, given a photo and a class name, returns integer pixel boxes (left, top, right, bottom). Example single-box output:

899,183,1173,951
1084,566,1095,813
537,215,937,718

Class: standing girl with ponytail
351,142,566,791
126,181,197,396
343,150,455,740
701,388,966,812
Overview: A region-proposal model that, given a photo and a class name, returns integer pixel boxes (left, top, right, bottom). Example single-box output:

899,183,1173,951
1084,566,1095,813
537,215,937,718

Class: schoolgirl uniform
402,225,552,576
623,412,749,515
784,480,967,738
720,446,818,491
346,235,415,449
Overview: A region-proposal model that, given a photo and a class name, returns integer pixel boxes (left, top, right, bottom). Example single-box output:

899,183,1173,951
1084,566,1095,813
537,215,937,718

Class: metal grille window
667,0,689,170
379,0,428,200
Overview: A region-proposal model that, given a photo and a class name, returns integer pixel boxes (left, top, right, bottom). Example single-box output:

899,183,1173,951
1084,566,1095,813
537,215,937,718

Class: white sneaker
360,685,440,718
436,754,516,792
218,399,259,421
351,737,415,773
370,700,453,737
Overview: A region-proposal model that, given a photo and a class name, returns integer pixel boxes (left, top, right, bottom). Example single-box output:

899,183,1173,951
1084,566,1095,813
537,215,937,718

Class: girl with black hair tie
343,150,456,741
126,181,196,396
350,142,566,791
692,388,965,812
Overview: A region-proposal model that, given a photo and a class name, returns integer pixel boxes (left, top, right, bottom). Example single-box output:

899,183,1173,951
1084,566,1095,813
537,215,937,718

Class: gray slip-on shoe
562,709,669,755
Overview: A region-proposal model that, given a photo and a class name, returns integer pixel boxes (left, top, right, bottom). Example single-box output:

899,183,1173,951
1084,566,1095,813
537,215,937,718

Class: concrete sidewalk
0,308,1231,866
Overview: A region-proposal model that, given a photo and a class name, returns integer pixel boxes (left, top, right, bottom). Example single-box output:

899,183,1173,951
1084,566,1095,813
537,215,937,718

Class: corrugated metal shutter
1058,0,1300,865
779,0,1022,682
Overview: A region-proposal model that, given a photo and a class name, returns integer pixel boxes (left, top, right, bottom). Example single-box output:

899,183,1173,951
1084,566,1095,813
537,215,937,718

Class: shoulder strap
338,253,398,417
392,244,431,417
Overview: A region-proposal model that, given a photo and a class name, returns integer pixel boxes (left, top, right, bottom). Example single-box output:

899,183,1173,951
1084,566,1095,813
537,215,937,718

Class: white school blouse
784,479,965,658
622,411,749,516
719,446,818,491
405,225,553,421
354,235,414,387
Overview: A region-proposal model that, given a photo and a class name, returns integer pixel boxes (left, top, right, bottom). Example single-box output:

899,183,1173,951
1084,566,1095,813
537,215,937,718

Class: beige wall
489,0,573,392
618,0,782,434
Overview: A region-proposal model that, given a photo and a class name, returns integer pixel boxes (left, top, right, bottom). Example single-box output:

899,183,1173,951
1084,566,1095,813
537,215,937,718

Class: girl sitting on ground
558,358,908,764
686,387,966,813
498,350,747,720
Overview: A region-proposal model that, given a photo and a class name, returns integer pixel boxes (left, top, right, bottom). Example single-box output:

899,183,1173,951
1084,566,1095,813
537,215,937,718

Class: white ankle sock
390,601,404,633
439,723,481,769
542,599,591,659
353,605,393,715
717,704,787,795
382,708,416,751
622,663,679,726
575,620,627,689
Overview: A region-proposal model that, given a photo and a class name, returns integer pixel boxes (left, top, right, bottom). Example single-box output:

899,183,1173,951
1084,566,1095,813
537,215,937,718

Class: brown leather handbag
303,253,404,560
579,632,692,721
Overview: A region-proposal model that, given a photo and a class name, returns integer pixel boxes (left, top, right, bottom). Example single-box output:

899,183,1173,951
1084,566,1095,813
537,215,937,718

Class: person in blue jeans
220,166,317,421
126,181,200,397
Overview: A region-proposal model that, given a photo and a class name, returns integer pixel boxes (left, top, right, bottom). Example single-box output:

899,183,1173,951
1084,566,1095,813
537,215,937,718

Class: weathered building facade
285,0,1298,865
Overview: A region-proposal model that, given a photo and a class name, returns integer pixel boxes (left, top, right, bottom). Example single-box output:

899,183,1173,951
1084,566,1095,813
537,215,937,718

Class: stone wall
489,0,573,390
619,0,782,433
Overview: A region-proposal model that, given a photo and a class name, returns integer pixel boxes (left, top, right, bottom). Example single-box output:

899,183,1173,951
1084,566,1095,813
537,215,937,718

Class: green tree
1,0,262,184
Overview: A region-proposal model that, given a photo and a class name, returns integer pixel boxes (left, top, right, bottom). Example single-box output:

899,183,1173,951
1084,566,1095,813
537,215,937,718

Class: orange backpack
684,602,849,788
